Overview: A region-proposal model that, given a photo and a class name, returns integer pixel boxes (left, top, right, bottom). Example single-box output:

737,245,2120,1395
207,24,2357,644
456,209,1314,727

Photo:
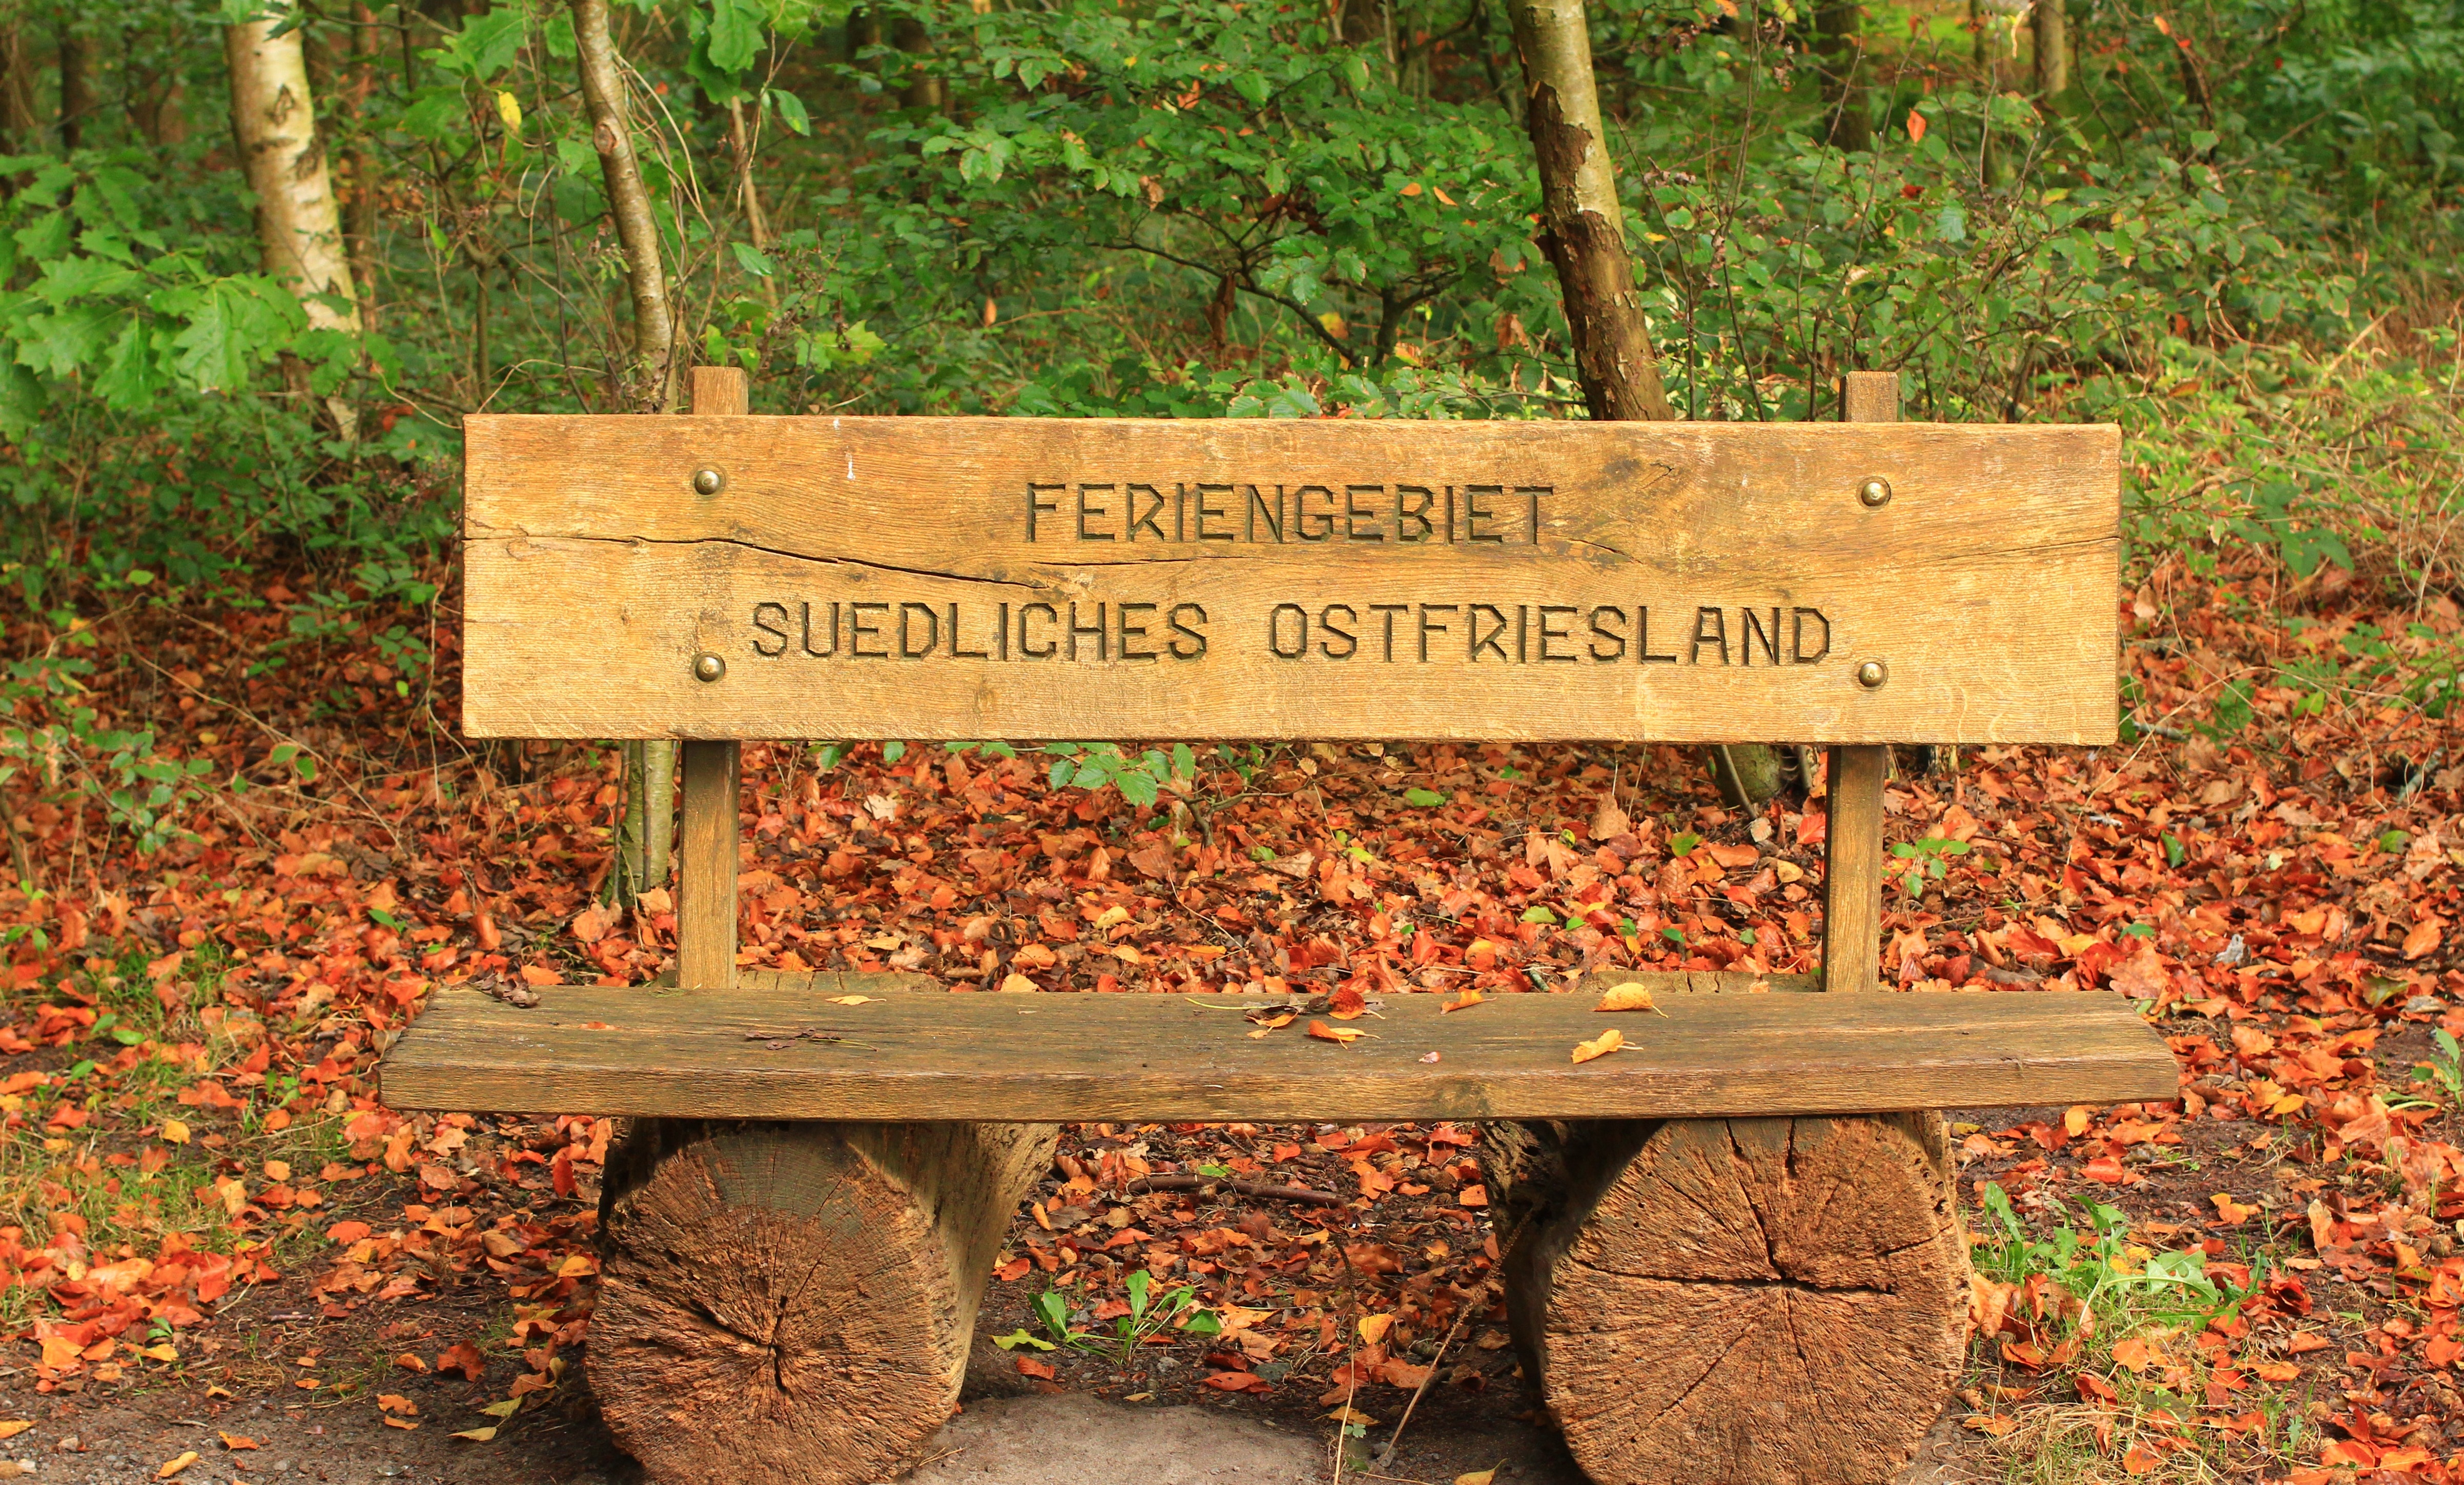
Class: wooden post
1823,369,1897,993
678,364,747,990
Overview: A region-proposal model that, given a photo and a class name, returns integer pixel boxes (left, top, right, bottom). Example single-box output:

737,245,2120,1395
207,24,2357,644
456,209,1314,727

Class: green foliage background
0,0,2457,764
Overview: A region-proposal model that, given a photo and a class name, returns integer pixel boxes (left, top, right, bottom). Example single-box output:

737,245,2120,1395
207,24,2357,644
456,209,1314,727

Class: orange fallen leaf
326,1220,372,1243
1308,1020,1369,1045
1965,1415,2018,1437
0,1422,29,1440
1593,983,1667,1015
1328,985,1367,1020
1440,988,1484,1013
437,1342,484,1381
2287,1332,2331,1353
826,994,881,1005
1245,1011,1297,1040
1399,181,1423,196
2212,1192,2260,1225
2405,919,2444,960
1016,1356,1057,1380
378,1393,417,1415
2253,1360,2300,1382
393,1352,428,1373
1571,1028,1626,1064
2122,1443,2162,1475
218,1434,259,1451
999,973,1039,993
1359,1314,1394,1344
2110,1337,2158,1373
157,1454,200,1479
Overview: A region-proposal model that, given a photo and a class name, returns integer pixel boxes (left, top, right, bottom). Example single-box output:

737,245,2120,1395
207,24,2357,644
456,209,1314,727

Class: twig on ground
1127,1174,1343,1206
1374,1213,1527,1469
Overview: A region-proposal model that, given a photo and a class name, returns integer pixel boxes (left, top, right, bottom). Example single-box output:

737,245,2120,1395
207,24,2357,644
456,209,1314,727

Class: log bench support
385,366,2177,1485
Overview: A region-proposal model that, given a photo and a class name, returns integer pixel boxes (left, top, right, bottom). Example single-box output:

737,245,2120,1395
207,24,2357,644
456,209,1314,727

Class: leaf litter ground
0,553,2458,1483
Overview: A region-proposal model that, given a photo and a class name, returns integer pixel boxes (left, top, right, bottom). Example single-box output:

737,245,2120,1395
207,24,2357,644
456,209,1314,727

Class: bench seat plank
380,979,2176,1122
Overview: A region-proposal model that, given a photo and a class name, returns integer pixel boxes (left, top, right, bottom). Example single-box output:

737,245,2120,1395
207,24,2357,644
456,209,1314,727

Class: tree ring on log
1502,1114,1964,1485
592,1118,1056,1485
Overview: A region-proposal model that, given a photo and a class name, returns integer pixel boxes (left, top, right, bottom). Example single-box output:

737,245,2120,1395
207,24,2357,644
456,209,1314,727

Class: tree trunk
570,0,675,410
0,27,39,147
592,1118,1059,1485
1508,0,1789,803
1504,0,1671,423
571,0,677,900
891,15,945,112
225,9,362,441
1479,1114,1966,1485
2032,0,2067,98
56,29,87,149
1815,2,1870,149
347,4,381,328
725,96,779,310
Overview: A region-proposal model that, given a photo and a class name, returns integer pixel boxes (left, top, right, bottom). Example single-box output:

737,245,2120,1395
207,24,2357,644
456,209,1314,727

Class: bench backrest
461,405,2118,747
458,367,2119,995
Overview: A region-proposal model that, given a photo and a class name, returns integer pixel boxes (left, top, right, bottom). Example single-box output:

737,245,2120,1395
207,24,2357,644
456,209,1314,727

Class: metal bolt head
1858,477,1893,508
693,652,727,683
1856,659,1888,689
692,467,725,496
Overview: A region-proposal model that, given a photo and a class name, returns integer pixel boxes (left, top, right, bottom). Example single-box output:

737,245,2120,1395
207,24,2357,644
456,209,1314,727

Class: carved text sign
460,417,2118,743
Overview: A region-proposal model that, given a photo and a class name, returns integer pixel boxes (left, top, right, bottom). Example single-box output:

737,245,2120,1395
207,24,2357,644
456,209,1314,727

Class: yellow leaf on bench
1572,1028,1626,1064
1307,1020,1368,1045
826,995,881,1006
1594,983,1668,1015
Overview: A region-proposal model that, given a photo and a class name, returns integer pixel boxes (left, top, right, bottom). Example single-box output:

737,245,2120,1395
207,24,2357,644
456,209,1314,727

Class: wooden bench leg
1480,1114,1963,1485
591,1118,1059,1485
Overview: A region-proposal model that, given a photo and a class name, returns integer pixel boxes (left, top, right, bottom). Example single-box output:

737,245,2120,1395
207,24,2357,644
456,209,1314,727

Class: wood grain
677,739,740,989
1515,1114,1965,1485
461,416,2120,743
379,982,2178,1123
592,1117,1055,1485
673,365,750,991
1822,374,1899,996
1823,744,1891,994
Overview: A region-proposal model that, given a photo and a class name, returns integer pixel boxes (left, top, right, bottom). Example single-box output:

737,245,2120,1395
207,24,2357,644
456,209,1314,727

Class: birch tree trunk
1508,0,1784,805
571,0,675,900
1504,0,1670,423
225,7,362,442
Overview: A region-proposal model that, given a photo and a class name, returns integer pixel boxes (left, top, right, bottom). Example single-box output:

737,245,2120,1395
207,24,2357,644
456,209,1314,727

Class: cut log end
591,1119,1056,1485
1494,1114,1965,1485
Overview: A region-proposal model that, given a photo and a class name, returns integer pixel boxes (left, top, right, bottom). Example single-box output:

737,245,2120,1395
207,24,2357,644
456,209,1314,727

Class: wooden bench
383,367,2175,1485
